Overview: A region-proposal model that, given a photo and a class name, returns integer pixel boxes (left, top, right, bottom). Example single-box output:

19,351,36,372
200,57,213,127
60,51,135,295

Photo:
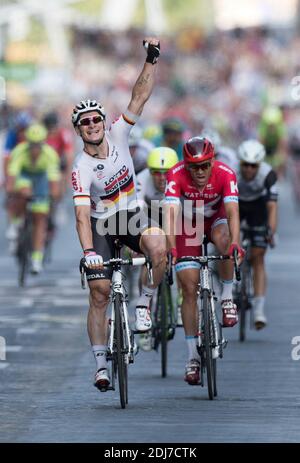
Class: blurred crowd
2,24,300,170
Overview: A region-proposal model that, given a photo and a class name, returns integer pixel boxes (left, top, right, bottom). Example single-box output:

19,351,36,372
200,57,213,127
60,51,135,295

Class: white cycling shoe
135,306,152,332
6,223,19,241
94,368,110,392
253,307,267,330
31,258,43,275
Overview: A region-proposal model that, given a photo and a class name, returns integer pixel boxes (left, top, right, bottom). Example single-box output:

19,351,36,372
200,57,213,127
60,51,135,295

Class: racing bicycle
80,240,153,409
177,237,240,400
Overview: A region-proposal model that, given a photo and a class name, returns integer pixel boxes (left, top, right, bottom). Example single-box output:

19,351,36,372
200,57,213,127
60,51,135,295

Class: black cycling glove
143,40,160,65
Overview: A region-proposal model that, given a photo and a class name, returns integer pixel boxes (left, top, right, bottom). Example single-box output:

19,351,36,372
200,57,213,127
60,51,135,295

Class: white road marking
17,327,38,335
5,345,23,352
19,298,34,307
28,314,85,324
52,298,88,307
0,317,26,324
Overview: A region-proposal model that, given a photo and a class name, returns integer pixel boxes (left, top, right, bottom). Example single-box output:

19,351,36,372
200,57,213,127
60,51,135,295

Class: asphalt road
0,182,300,443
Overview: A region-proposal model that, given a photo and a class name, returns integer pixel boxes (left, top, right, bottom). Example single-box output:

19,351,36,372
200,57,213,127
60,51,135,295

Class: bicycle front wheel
202,289,215,400
239,262,252,342
114,293,128,409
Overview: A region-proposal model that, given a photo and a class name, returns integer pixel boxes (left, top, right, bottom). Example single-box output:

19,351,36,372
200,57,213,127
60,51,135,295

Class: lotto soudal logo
104,165,127,188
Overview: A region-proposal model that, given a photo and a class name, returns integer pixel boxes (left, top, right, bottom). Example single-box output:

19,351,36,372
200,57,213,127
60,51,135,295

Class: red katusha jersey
165,160,239,219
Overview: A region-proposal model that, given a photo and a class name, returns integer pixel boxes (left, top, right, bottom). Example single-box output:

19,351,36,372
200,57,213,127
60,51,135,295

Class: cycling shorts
239,198,269,249
86,209,160,281
175,209,228,273
15,171,50,213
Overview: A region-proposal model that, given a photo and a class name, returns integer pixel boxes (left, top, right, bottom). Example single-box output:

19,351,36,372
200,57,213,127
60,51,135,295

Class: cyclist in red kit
164,136,244,385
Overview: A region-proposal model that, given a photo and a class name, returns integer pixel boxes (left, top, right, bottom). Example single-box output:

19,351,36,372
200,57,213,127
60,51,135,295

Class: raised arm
127,37,160,117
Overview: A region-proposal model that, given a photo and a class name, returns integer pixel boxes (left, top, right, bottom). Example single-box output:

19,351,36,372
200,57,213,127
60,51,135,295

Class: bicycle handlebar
233,248,241,281
79,255,153,289
177,252,241,281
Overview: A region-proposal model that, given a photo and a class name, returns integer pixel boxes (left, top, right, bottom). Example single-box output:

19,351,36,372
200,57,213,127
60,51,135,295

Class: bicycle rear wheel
114,293,128,409
239,263,251,342
156,283,168,378
202,289,215,400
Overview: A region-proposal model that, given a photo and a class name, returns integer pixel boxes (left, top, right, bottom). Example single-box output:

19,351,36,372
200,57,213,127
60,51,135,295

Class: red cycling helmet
183,137,215,164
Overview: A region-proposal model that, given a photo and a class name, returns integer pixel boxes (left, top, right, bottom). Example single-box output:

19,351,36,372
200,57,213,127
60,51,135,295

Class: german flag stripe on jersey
100,175,134,202
73,195,91,206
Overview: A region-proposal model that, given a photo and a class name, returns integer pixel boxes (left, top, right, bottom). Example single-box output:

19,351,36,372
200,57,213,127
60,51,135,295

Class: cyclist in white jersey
71,38,166,391
136,146,179,350
237,139,278,329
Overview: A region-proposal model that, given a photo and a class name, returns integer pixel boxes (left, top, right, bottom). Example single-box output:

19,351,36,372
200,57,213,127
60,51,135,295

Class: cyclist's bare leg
14,187,31,218
211,223,234,281
177,268,199,336
139,229,166,287
212,223,238,326
32,212,48,252
88,279,111,387
87,279,111,345
135,229,166,331
250,246,267,296
249,246,267,327
178,268,201,382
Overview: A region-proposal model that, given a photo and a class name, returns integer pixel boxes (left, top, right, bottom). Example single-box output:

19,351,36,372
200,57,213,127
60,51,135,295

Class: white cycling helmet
200,128,222,152
72,99,106,126
238,139,266,164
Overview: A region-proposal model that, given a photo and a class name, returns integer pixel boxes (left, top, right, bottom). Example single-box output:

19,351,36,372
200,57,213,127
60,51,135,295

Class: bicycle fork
197,267,224,359
108,270,134,365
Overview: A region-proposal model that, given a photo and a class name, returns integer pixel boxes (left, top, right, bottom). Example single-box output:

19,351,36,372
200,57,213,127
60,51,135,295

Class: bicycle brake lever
80,258,86,289
233,248,241,281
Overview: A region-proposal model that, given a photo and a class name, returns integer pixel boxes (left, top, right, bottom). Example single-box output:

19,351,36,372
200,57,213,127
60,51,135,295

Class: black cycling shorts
239,198,269,249
85,208,160,281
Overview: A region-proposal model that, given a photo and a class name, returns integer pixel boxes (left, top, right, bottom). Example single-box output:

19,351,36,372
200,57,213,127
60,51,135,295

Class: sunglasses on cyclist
150,169,168,176
78,115,104,126
188,161,211,172
241,162,259,169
